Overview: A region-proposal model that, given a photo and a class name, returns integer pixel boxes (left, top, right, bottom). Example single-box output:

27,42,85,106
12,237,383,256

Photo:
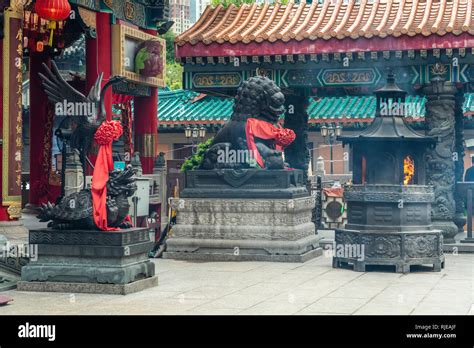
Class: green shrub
181,138,214,172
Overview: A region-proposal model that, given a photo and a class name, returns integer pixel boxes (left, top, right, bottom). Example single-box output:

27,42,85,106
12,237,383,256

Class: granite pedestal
18,227,157,295
163,169,322,262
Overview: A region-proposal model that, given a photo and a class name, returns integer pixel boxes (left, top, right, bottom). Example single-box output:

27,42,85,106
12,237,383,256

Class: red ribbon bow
245,118,296,168
91,121,123,231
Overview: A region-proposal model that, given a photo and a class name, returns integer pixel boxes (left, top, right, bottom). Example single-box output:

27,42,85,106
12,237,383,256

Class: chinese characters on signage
192,73,242,88
321,69,378,86
283,68,381,87
2,12,23,218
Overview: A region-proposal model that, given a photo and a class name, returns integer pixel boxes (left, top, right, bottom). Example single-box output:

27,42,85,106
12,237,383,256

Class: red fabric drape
323,187,344,198
245,118,296,168
91,121,123,231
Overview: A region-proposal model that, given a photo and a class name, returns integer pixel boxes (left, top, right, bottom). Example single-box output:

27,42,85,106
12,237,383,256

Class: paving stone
468,304,474,315
3,253,473,315
238,299,308,315
173,286,238,301
354,303,416,315
270,288,328,305
206,294,268,310
184,306,242,315
433,279,473,291
411,303,471,315
297,297,369,314
367,287,429,307
327,284,386,299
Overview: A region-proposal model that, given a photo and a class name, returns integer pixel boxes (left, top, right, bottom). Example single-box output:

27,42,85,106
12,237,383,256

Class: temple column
85,12,112,173
134,89,158,174
28,53,53,209
134,29,158,175
283,91,311,183
0,7,28,242
422,66,458,243
454,86,467,232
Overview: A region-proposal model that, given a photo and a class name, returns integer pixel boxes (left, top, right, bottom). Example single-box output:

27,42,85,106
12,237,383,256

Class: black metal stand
456,182,474,243
329,142,334,175
461,188,474,243
59,140,69,201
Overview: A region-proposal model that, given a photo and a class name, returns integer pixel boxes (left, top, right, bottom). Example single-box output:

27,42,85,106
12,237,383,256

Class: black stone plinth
333,184,444,273
181,169,308,199
333,229,445,273
20,228,156,293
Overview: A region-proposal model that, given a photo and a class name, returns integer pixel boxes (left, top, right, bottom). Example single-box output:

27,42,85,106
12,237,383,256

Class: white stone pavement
0,252,473,315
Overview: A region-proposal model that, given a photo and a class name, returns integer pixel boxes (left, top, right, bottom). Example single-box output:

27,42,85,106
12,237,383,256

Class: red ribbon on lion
245,118,296,168
92,121,123,231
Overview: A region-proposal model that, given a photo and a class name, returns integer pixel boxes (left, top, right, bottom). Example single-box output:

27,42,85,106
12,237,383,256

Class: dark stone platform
333,184,444,273
164,167,321,263
180,169,308,199
333,229,445,273
19,228,156,294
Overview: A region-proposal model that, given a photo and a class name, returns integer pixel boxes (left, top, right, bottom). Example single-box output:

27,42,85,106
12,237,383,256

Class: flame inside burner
403,156,415,185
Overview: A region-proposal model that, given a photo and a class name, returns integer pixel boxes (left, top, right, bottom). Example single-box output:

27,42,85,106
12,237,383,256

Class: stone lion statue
201,76,295,170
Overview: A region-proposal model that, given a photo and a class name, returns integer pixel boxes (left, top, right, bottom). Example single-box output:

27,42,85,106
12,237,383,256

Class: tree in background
166,63,183,90
161,29,183,90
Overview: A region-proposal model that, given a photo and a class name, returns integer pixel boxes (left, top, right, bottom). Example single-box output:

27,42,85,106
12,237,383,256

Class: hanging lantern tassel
35,0,71,47
48,21,56,46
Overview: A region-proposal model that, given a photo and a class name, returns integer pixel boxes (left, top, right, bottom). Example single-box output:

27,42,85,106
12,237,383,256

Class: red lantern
35,0,71,46
35,0,71,21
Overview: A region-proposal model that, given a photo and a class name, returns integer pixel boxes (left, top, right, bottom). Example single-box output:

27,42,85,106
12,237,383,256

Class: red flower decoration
94,121,123,145
275,128,296,148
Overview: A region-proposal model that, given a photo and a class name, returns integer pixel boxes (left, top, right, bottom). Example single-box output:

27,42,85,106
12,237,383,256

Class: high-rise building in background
169,0,191,34
190,0,210,24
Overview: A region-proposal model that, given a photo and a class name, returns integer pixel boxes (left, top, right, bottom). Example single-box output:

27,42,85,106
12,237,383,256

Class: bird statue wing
38,60,88,104
86,72,103,104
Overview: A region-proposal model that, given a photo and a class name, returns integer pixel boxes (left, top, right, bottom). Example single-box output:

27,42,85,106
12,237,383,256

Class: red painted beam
134,28,159,174
176,33,474,58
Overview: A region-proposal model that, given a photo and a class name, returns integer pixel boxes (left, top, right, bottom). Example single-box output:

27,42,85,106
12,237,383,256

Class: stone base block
17,276,158,295
0,269,19,291
20,228,157,294
443,242,474,253
164,236,322,262
21,260,155,284
164,196,322,263
181,169,308,199
333,228,445,273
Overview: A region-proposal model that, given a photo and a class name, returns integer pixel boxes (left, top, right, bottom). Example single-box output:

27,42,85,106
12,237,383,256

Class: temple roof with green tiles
157,89,474,130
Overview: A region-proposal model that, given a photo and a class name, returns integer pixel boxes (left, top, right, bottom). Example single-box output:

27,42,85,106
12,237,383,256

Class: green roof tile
156,90,474,127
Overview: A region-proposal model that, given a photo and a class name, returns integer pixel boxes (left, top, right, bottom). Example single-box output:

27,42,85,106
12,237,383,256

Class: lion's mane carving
201,76,291,170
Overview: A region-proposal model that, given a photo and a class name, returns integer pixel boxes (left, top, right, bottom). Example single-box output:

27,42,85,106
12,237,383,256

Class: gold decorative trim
78,7,97,30
103,0,113,10
134,133,158,158
8,0,30,14
7,203,21,219
2,10,22,208
111,24,166,88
